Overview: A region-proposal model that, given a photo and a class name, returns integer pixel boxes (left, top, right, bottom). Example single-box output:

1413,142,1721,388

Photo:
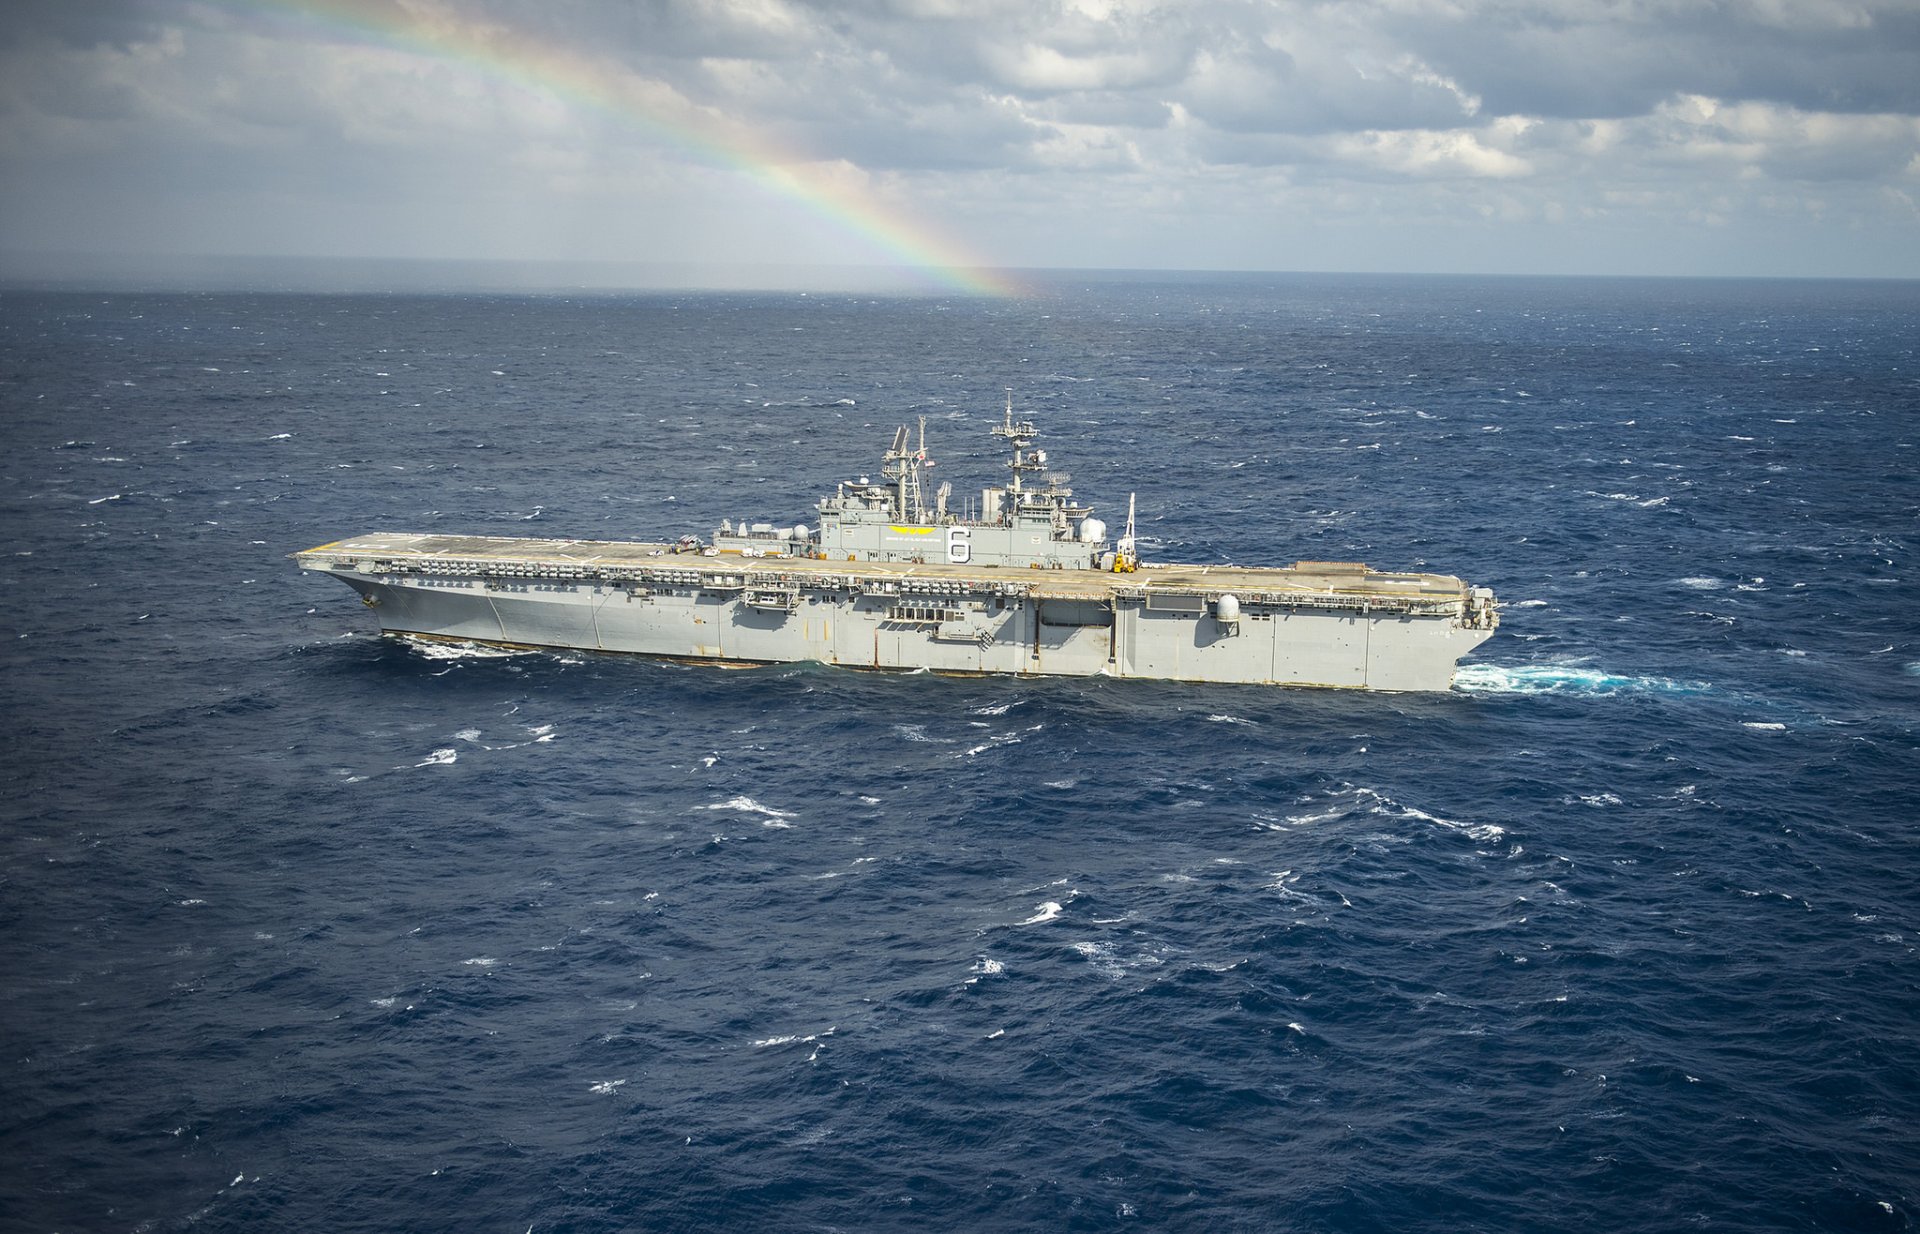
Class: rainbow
209,0,1019,295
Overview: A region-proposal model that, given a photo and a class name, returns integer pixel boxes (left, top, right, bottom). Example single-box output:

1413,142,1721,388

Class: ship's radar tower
810,393,1107,569
992,390,1044,499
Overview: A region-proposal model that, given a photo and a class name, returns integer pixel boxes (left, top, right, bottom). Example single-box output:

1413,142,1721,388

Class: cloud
1,0,1916,278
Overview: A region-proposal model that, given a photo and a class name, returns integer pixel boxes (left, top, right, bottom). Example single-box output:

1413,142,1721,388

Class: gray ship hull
296,533,1497,692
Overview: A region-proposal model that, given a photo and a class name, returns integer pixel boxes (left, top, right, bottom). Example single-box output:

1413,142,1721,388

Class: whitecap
1293,783,1504,842
589,1079,626,1095
1743,721,1787,731
753,1026,835,1048
960,731,1024,758
1073,940,1164,980
1206,714,1258,726
966,956,1006,985
453,729,482,743
463,957,496,968
415,748,457,767
702,795,797,827
1018,901,1062,925
1072,941,1122,977
1677,576,1723,589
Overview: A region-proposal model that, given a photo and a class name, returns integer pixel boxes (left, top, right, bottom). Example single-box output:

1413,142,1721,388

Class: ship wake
1455,662,1709,697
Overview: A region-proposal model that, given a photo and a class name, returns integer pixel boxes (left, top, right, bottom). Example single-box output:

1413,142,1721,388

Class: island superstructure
294,398,1498,691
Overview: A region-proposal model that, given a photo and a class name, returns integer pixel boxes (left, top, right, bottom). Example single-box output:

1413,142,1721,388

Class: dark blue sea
3,273,1917,1233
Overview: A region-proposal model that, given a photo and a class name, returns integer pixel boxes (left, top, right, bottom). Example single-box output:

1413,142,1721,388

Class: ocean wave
752,1026,835,1048
701,795,796,827
1071,940,1166,980
1285,784,1504,842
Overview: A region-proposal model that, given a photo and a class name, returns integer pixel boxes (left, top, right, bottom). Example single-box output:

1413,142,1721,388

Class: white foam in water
588,1079,626,1095
960,730,1024,758
1454,663,1707,696
402,637,528,661
702,795,797,827
1743,721,1787,731
1019,901,1063,925
1677,576,1724,589
1288,783,1505,842
1072,941,1122,978
1072,940,1164,980
1206,714,1258,726
752,1026,835,1048
415,748,457,767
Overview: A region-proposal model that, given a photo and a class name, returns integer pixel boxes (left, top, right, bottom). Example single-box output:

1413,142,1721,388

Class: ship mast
992,389,1046,506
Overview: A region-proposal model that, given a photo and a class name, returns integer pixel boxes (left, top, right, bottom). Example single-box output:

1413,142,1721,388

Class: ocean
2,273,1916,1233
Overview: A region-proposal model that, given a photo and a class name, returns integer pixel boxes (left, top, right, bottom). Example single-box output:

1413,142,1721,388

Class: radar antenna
1113,492,1139,572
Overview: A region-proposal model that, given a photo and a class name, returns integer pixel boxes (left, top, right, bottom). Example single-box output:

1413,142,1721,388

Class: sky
1,0,1917,290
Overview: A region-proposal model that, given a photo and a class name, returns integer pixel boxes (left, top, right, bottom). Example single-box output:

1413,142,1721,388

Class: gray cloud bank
2,0,1916,283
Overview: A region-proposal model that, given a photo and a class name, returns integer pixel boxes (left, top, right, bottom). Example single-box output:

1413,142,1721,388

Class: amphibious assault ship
295,399,1498,691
